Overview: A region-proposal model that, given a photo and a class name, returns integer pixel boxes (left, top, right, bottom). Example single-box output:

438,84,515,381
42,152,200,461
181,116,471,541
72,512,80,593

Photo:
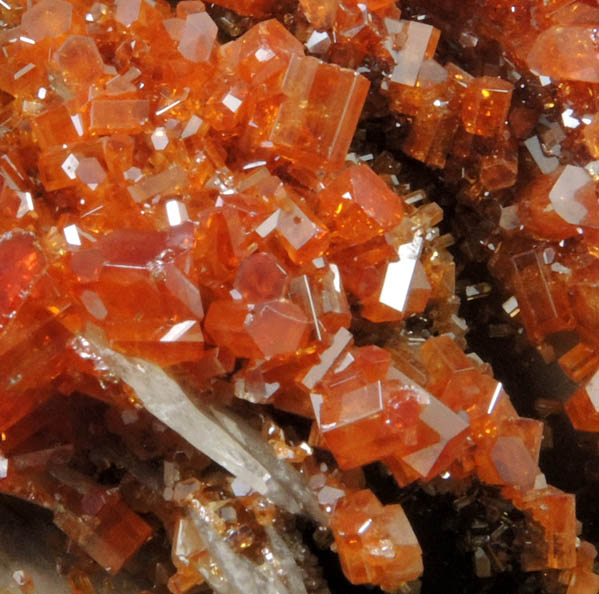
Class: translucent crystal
549,165,598,227
127,165,187,202
461,76,513,136
387,20,440,87
90,99,150,133
318,164,404,245
178,12,218,63
0,231,45,329
528,25,599,83
510,248,574,342
189,505,304,594
32,105,83,150
234,253,287,302
268,55,370,170
331,490,423,589
301,327,353,390
76,157,106,185
82,336,325,522
21,0,72,42
299,0,337,28
489,436,539,490
54,36,105,86
115,0,141,26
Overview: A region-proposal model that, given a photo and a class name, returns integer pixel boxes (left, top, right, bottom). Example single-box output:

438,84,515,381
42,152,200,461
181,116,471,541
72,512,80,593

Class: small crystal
524,136,559,174
528,25,599,83
54,36,105,86
90,99,150,133
76,157,106,185
151,127,169,150
379,235,425,314
387,20,440,87
462,76,513,136
115,0,141,26
549,165,596,226
22,0,72,41
178,12,218,63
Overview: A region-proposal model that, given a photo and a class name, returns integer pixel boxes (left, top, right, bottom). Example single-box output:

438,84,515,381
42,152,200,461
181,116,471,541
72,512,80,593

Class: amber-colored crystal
318,164,404,245
331,489,423,590
506,485,577,571
461,76,513,137
527,25,599,83
559,342,599,383
265,55,370,171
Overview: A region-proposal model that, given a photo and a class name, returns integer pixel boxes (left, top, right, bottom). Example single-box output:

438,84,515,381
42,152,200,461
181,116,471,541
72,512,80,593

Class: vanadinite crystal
0,0,598,592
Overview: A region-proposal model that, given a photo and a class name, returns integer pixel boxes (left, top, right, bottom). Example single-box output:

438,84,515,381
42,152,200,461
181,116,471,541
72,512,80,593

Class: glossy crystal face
0,0,597,592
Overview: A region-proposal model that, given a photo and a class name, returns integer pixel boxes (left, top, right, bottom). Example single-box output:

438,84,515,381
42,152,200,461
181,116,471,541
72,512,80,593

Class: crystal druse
1,0,599,593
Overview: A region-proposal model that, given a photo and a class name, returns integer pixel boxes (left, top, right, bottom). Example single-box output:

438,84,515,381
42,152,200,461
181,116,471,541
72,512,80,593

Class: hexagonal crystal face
22,0,72,41
151,127,169,150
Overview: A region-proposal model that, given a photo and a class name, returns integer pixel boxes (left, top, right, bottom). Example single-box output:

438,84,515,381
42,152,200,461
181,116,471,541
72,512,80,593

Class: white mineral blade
189,506,293,594
263,524,309,594
84,336,325,522
209,405,327,525
83,338,268,503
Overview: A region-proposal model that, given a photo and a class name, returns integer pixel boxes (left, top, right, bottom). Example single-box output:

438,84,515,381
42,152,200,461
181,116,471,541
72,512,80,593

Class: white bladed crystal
83,335,325,523
189,505,304,594
209,406,326,523
263,525,309,594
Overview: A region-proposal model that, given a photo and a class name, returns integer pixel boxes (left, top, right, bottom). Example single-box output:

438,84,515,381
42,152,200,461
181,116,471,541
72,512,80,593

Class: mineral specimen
0,0,598,593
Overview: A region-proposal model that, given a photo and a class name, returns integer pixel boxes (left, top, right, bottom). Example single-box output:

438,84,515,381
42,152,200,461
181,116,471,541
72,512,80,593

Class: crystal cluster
0,0,598,592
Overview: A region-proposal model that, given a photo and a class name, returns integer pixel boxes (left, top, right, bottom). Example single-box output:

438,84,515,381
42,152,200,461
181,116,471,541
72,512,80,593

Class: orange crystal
261,55,370,171
0,0,595,589
205,299,308,359
313,357,469,473
53,35,105,87
420,335,474,396
565,370,599,432
559,342,599,383
0,231,46,328
461,76,513,137
177,12,217,63
90,99,150,134
21,0,73,41
32,104,84,151
507,485,577,571
527,25,599,83
331,489,423,590
318,164,404,245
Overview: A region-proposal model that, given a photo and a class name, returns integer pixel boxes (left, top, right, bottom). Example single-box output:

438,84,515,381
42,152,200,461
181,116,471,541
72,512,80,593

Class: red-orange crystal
0,0,595,591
